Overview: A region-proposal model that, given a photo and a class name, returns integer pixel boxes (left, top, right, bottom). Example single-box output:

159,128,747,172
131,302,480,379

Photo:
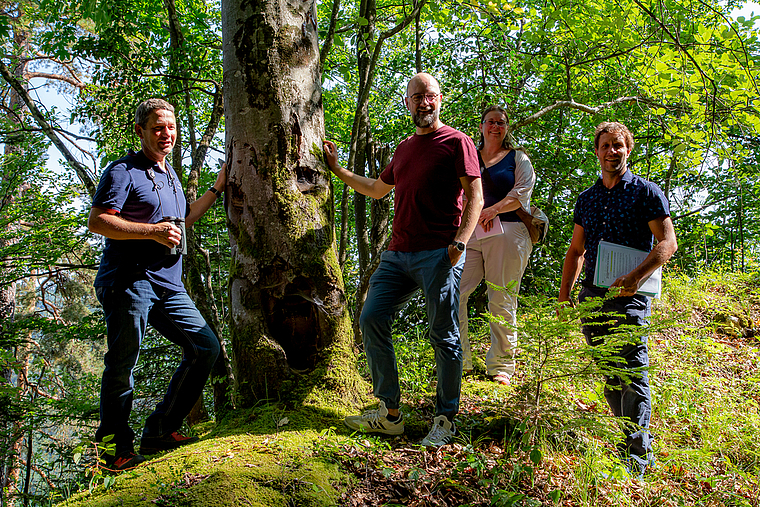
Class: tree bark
338,182,349,267
222,0,362,406
1,18,29,506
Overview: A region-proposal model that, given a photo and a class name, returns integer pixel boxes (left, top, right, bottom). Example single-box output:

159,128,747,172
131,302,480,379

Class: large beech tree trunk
222,0,361,407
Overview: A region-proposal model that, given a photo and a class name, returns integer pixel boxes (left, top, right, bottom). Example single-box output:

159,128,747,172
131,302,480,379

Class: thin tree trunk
319,0,342,66
343,0,426,341
352,0,374,276
415,9,422,72
662,152,677,202
164,0,234,418
369,143,391,260
338,182,349,266
351,142,391,342
1,18,29,506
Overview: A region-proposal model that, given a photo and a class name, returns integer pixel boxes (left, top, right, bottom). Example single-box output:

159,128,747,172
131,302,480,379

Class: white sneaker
344,401,404,435
420,415,456,447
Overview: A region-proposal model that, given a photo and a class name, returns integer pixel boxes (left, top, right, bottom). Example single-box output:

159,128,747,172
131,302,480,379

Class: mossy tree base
221,0,360,407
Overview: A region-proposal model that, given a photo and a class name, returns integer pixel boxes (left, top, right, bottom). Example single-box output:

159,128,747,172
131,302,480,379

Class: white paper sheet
593,240,661,297
474,217,505,240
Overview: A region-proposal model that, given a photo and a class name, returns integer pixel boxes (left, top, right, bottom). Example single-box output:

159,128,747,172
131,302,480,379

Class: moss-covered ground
60,270,760,506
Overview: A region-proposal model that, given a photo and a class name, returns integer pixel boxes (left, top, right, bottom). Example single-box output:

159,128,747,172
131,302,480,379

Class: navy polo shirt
92,150,190,291
574,170,670,286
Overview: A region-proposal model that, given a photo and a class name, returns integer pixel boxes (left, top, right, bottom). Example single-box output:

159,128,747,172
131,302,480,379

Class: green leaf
529,448,542,465
357,17,369,26
0,15,10,39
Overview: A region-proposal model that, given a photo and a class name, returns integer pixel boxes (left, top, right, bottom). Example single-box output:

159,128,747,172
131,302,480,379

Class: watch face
455,241,465,251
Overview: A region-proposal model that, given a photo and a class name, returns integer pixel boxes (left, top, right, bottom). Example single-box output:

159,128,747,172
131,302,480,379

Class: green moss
310,141,326,166
60,425,352,507
230,224,257,262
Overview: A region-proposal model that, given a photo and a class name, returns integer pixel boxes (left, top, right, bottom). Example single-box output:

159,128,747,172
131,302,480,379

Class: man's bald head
405,73,443,131
406,73,440,96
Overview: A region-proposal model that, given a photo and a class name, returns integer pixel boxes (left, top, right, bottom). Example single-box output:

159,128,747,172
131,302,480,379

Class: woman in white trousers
458,105,535,385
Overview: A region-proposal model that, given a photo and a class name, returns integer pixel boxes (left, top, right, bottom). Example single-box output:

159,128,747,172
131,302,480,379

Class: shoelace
362,409,382,423
426,422,449,442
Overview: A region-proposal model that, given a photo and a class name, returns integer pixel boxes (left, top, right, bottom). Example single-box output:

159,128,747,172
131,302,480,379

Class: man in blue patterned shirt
558,121,678,477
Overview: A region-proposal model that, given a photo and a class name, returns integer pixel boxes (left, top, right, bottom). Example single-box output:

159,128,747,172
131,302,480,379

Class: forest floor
61,271,760,507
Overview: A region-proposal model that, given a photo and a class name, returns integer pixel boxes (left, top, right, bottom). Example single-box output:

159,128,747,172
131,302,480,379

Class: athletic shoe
621,452,655,479
101,450,145,472
139,431,199,455
491,373,511,385
344,401,404,435
421,415,456,448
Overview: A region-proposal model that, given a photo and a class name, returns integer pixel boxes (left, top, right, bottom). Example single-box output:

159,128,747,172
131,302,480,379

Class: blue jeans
360,248,464,420
95,280,220,453
580,286,652,458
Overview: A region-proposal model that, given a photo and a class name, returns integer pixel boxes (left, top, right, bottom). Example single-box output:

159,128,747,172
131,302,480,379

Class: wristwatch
452,241,466,252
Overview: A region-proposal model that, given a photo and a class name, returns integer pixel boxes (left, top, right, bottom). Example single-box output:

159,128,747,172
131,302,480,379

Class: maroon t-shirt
380,125,480,252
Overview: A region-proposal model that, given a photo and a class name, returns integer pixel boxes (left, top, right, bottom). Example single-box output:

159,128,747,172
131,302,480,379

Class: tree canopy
0,0,759,502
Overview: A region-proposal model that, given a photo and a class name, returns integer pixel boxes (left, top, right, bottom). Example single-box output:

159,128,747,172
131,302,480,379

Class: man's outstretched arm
323,140,393,199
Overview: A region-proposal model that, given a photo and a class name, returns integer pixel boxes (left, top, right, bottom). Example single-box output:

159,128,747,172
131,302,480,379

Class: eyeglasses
408,93,440,104
483,120,506,127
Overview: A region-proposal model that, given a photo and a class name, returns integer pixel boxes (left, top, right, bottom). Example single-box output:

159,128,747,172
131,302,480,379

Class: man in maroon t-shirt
323,73,483,447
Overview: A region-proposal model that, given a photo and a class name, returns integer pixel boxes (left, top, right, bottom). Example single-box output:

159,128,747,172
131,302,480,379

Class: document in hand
593,240,662,297
474,217,504,240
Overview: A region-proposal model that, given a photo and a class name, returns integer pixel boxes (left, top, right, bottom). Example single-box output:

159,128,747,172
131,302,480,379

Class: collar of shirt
593,168,634,191
127,149,169,173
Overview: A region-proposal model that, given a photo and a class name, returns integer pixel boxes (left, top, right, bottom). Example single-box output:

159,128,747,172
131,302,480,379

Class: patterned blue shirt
573,170,670,285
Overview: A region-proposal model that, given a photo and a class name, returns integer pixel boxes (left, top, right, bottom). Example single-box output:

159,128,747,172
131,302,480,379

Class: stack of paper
593,240,661,297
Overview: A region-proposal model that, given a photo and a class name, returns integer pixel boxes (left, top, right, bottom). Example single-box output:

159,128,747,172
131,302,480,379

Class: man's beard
413,108,438,128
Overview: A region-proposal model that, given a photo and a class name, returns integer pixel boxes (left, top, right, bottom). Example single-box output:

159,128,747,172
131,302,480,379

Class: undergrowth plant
653,271,760,486
494,288,673,454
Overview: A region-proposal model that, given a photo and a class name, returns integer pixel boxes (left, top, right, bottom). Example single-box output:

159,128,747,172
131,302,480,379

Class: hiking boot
344,401,404,435
101,450,145,472
139,431,199,455
421,415,456,448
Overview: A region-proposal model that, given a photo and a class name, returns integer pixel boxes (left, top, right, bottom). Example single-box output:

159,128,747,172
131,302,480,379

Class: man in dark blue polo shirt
88,98,226,471
558,121,678,477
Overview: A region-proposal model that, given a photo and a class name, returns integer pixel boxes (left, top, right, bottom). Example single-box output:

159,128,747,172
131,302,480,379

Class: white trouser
458,220,533,376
